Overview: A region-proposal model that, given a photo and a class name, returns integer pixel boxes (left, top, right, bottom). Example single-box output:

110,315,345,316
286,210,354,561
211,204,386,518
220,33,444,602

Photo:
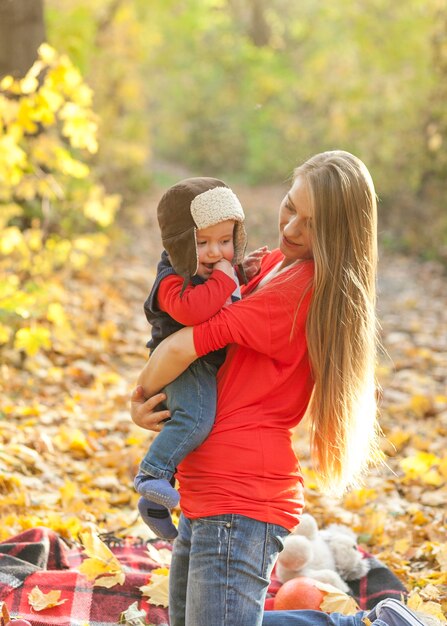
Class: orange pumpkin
273,576,325,611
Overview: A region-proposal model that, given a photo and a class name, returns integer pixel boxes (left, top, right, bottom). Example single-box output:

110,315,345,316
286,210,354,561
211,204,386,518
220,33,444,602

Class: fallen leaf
28,585,67,611
79,529,125,587
407,591,446,623
1,601,11,623
316,581,360,615
139,567,169,607
119,601,147,625
146,543,172,567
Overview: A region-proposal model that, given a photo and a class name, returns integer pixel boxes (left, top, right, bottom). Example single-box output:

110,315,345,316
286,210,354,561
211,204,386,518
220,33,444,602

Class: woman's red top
177,249,315,530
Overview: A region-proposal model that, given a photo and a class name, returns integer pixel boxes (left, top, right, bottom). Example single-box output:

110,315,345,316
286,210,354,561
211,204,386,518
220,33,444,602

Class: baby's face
195,219,235,279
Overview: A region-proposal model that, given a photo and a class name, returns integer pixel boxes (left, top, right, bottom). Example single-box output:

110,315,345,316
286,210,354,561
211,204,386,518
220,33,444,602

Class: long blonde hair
295,150,382,495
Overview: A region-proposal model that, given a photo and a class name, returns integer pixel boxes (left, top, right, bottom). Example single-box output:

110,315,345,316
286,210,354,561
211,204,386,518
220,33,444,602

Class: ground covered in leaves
1,184,446,616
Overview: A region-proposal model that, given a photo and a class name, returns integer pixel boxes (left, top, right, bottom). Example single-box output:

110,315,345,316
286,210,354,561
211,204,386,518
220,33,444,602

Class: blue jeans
262,611,388,626
139,359,217,479
169,513,290,626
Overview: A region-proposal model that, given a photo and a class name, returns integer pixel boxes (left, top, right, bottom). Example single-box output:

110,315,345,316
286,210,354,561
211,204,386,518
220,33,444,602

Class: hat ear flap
163,227,198,282
233,222,248,284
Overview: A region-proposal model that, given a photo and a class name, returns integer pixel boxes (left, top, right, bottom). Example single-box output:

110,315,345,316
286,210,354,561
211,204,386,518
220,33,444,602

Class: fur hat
157,177,247,287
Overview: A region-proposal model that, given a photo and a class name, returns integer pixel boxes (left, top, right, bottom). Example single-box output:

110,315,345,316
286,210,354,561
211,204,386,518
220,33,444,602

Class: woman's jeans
139,359,217,479
262,610,388,626
169,513,290,626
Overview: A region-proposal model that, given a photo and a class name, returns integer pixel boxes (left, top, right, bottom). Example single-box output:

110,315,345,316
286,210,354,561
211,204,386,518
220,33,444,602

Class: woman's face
278,176,313,266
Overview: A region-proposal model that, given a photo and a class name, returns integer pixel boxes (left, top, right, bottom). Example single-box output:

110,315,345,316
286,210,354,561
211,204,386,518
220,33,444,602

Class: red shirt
157,270,237,323
176,249,315,530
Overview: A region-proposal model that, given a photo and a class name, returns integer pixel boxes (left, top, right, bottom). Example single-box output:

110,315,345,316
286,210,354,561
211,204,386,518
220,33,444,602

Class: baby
135,177,264,539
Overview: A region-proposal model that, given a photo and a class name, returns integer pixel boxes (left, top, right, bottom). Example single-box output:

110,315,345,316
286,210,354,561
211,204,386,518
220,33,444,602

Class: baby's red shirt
156,270,237,325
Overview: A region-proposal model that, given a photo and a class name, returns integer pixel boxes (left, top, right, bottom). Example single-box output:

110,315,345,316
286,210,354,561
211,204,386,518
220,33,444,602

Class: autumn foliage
0,44,120,357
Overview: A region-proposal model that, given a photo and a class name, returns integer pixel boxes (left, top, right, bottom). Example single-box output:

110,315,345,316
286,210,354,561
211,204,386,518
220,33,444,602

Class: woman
131,150,382,626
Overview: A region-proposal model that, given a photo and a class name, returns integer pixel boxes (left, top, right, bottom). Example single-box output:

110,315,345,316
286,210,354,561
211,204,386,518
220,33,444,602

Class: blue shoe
134,473,180,509
373,599,429,626
137,497,178,541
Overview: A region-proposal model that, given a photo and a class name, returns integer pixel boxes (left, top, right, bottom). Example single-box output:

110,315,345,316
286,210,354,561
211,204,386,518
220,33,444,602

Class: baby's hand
243,245,270,280
213,258,235,278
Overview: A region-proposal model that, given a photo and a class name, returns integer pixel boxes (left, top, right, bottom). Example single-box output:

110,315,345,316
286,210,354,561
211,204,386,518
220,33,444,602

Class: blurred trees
2,0,446,257
0,45,119,357
1,0,445,363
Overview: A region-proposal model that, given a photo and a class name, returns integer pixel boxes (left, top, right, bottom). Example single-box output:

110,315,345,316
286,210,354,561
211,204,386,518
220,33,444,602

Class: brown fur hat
157,177,247,286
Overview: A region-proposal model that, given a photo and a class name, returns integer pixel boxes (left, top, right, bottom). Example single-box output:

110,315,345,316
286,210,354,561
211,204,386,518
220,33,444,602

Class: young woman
130,150,383,626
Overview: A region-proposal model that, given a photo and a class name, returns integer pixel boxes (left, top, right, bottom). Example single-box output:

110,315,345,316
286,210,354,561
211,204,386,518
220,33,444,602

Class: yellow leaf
400,452,440,481
14,326,52,356
316,582,360,615
59,479,77,506
26,228,43,252
412,510,429,526
83,189,120,227
410,394,433,418
60,102,98,152
17,98,40,133
394,537,411,555
38,43,57,64
79,529,125,588
39,85,64,113
0,226,24,254
407,591,446,623
98,321,118,343
0,75,14,90
139,568,169,608
1,601,11,623
343,488,378,510
422,470,444,487
28,585,67,611
47,302,68,327
0,323,12,344
20,74,39,94
54,427,93,456
386,430,410,452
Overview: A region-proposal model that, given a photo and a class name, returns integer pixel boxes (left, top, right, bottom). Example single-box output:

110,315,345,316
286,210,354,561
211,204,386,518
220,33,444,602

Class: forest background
0,0,447,620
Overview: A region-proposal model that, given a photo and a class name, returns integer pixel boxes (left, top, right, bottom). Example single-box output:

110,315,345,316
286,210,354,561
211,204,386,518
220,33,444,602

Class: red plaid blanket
0,527,407,625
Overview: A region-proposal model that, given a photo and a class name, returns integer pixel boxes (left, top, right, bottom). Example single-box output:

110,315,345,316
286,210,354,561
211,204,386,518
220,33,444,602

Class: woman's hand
130,385,171,431
243,245,270,280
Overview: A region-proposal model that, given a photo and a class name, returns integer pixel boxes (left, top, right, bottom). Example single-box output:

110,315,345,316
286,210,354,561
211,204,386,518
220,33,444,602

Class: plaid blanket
0,527,407,625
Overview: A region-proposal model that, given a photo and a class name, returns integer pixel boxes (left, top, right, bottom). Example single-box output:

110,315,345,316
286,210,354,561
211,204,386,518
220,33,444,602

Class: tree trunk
0,0,46,78
227,0,271,47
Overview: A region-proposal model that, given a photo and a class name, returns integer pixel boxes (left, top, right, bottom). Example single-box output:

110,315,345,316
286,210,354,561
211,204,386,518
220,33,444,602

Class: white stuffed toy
276,514,369,593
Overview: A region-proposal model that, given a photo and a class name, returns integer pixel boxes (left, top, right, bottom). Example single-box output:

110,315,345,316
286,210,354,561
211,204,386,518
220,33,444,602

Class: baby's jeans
169,513,290,626
139,359,217,480
262,610,388,626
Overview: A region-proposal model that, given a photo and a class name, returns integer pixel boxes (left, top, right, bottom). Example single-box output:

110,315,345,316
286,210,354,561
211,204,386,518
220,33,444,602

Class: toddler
135,177,250,539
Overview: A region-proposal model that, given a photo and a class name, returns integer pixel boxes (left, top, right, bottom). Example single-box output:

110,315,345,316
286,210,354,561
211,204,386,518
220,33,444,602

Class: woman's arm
137,326,198,397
